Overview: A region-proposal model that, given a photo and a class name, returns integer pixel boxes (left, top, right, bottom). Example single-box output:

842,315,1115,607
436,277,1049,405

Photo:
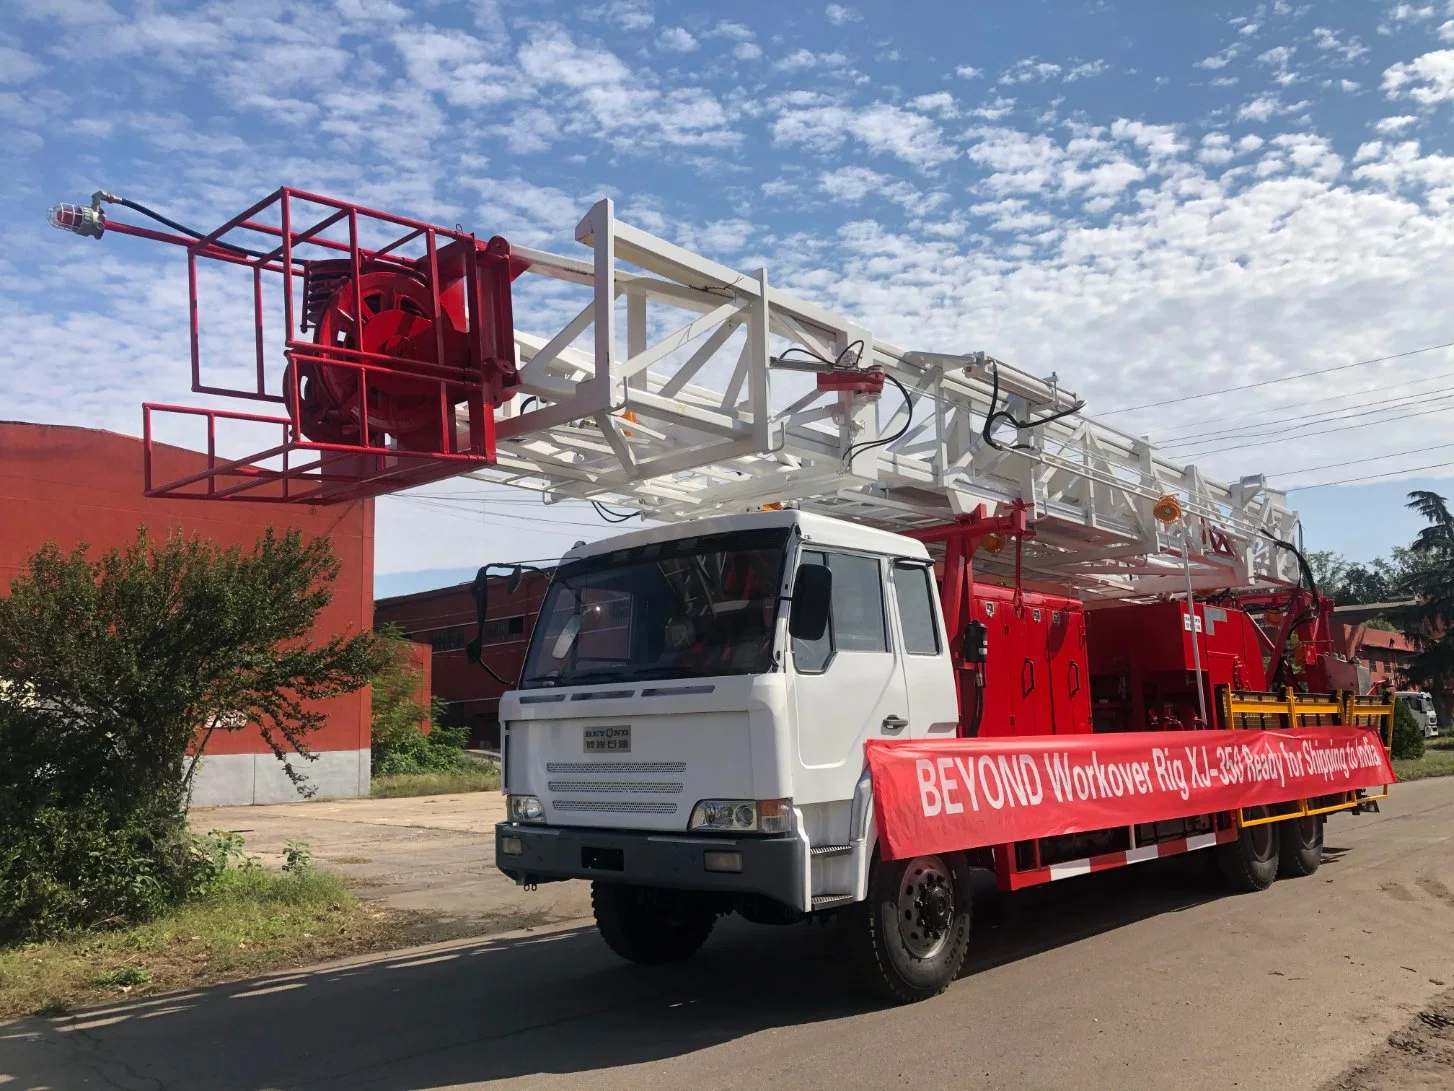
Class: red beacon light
49,187,527,504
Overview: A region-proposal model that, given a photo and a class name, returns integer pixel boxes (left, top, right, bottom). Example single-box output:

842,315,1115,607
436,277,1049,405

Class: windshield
519,528,791,688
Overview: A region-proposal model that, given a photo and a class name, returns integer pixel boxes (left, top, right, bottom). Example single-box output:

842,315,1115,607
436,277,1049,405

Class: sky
5,0,1454,593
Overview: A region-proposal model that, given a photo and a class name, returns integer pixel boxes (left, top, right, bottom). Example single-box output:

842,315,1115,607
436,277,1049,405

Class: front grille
547,780,682,794
552,800,678,815
546,761,687,774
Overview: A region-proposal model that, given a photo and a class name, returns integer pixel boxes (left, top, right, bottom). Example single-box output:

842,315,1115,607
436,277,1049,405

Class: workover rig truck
52,188,1397,1003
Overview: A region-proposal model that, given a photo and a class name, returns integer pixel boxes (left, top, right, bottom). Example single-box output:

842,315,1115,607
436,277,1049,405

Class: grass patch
1394,745,1454,782
1427,735,1454,751
371,760,500,798
0,867,400,1022
1394,752,1454,780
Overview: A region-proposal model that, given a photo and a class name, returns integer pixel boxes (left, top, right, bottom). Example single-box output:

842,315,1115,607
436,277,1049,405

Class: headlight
688,798,793,834
508,794,545,824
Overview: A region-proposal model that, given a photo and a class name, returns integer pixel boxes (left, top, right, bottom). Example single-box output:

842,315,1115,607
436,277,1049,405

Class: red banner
867,727,1395,861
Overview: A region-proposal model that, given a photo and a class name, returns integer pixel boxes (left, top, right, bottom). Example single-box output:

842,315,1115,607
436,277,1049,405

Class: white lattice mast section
463,199,1299,599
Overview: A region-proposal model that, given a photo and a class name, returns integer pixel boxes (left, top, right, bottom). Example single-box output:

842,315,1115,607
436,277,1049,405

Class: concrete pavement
4,778,1453,1090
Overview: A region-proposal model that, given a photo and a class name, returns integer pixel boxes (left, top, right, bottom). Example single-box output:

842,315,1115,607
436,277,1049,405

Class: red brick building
0,421,375,805
374,569,550,749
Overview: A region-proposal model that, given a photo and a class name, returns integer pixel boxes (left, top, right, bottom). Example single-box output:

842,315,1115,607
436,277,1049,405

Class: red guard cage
134,188,523,503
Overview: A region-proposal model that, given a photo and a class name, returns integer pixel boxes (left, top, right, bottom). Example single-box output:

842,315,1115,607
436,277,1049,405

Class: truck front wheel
845,852,972,1004
591,882,716,965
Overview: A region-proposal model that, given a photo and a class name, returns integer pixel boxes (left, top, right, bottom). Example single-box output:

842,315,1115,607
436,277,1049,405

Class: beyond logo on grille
583,725,631,753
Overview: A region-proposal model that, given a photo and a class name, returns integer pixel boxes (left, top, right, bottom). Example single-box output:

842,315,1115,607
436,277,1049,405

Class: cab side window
893,562,940,655
792,550,888,673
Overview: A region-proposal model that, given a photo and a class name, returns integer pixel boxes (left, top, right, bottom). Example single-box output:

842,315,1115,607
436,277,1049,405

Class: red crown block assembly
137,188,525,503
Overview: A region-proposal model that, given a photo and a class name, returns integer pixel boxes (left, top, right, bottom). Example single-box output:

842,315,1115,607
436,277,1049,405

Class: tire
590,882,716,965
843,851,972,1004
1276,815,1323,879
1216,809,1281,892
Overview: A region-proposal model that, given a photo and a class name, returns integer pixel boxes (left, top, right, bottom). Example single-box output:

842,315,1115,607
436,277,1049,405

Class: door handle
882,715,908,731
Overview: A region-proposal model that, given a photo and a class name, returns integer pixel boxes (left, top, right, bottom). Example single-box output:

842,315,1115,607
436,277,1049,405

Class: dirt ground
189,791,592,943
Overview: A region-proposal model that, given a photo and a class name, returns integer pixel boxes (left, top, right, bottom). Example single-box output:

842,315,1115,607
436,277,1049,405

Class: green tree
1398,491,1454,726
0,527,380,941
370,625,469,775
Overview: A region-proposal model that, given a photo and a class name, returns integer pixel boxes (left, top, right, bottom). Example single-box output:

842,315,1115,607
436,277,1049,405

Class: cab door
889,560,959,739
791,549,909,805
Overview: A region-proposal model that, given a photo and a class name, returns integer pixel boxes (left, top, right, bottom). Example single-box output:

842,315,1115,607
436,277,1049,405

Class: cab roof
560,509,930,564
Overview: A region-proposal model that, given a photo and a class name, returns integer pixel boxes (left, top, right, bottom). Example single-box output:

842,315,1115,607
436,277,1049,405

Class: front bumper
496,822,804,909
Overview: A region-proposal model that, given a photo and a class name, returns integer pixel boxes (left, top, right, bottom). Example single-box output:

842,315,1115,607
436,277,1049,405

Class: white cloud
820,165,947,215
583,0,655,30
773,101,957,168
1000,57,1061,84
734,41,764,61
1110,118,1184,159
1375,114,1420,132
1197,45,1242,70
910,91,957,117
969,95,1016,121
1383,49,1454,103
657,26,697,53
1239,94,1284,121
707,21,755,41
1388,4,1435,22
1311,26,1369,62
1065,60,1109,81
1441,19,1454,42
955,64,984,79
825,4,861,24
0,45,45,83
777,48,847,71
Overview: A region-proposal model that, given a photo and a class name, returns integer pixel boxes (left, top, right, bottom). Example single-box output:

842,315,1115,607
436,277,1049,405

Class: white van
1396,691,1440,739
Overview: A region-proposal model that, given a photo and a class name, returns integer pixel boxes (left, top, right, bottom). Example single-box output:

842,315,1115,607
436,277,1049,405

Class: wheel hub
897,856,955,959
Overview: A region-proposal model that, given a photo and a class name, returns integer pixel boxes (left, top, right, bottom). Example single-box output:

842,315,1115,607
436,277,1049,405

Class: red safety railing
120,187,525,503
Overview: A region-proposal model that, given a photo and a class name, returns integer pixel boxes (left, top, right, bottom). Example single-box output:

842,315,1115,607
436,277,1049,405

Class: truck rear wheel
1216,809,1280,892
845,852,971,1004
591,882,716,965
1276,815,1323,878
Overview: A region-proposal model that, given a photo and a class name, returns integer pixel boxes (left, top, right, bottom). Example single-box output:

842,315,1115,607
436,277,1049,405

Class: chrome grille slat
547,780,683,794
552,800,678,814
545,761,687,774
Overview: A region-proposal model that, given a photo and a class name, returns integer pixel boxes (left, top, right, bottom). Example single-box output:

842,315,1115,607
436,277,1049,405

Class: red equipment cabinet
971,584,1092,738
1086,600,1270,733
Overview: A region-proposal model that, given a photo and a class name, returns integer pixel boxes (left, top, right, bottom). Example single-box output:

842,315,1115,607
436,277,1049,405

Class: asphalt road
4,778,1452,1091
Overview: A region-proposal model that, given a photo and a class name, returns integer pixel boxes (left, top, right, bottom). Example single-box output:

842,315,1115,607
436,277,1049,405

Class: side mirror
788,563,832,641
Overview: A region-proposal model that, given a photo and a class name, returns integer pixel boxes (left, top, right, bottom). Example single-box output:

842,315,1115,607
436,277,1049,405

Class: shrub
0,527,380,943
370,626,470,776
1392,697,1425,761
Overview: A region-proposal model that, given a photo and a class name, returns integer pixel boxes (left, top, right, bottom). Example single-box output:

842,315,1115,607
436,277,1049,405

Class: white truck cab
1395,690,1440,739
496,509,963,991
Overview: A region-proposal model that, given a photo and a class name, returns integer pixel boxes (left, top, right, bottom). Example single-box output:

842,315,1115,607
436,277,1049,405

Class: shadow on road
1,856,1240,1090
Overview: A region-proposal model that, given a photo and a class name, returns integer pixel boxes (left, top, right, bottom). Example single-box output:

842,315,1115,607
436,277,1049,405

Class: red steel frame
112,188,520,504
906,508,1394,894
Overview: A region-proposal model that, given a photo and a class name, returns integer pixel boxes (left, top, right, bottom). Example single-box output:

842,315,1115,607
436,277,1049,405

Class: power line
1151,367,1454,442
1100,339,1454,417
1269,440,1454,481
1157,376,1454,449
1284,457,1454,491
1177,392,1454,459
1166,387,1454,455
